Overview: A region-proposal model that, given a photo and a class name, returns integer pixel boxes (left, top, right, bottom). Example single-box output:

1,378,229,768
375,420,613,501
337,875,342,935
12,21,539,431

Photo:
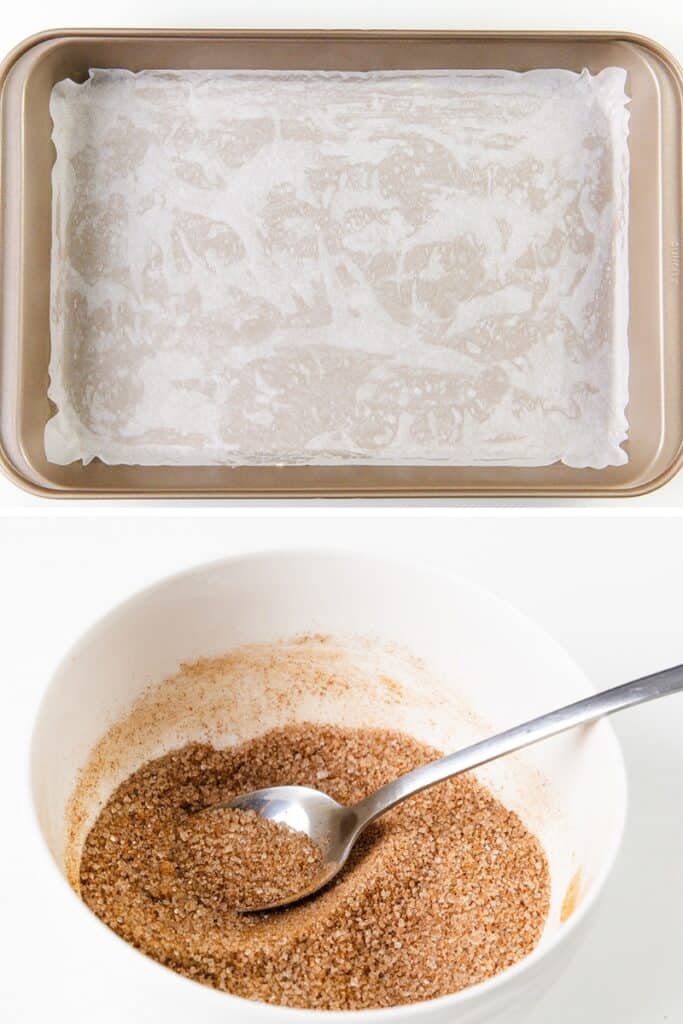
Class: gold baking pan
1,29,681,498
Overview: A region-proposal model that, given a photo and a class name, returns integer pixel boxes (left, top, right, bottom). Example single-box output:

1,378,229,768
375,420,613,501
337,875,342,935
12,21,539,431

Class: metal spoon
210,664,683,912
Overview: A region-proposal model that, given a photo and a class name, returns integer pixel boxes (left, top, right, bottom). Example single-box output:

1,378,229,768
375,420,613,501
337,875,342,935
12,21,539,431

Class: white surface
1,513,682,1021
31,549,626,1024
47,67,630,470
0,0,681,505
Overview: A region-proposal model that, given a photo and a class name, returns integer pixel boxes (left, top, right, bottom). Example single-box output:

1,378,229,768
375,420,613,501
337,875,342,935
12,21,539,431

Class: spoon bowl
213,786,361,911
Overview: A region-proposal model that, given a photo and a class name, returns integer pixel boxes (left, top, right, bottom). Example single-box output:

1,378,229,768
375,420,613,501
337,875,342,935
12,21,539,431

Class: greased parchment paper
46,68,630,468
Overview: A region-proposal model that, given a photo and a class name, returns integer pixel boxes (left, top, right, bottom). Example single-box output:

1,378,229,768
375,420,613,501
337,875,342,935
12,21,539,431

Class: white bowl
30,549,627,1024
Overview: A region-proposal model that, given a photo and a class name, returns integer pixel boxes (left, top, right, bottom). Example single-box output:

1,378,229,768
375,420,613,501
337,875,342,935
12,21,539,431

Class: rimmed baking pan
1,29,681,498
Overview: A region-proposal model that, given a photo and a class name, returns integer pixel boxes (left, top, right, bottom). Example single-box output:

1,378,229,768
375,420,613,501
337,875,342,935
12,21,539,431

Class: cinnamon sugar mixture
79,724,550,1010
181,807,324,910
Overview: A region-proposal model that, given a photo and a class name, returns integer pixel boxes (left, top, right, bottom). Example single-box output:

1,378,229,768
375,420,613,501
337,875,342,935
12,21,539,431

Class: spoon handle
353,663,683,828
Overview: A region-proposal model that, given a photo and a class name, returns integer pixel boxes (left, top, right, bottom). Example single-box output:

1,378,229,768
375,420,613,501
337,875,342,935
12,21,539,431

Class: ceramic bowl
30,550,627,1023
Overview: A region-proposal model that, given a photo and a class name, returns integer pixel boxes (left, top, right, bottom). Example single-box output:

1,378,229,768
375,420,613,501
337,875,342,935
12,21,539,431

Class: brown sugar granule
180,807,324,909
78,724,550,1010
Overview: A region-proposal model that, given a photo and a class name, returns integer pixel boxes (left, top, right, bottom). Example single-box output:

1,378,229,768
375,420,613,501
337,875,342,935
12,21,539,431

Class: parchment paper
46,68,630,467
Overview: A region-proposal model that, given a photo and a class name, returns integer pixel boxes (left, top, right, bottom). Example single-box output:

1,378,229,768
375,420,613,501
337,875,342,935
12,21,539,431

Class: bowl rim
28,545,629,1020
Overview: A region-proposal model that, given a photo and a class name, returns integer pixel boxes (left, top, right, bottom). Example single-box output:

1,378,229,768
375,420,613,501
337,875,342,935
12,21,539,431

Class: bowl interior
30,550,626,1007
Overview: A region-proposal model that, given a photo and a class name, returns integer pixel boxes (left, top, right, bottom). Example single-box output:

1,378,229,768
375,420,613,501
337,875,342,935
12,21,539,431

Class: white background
1,512,682,1022
0,0,682,507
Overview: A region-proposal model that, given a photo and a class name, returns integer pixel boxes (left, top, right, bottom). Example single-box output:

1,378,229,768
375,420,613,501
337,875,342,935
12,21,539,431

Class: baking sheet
46,67,630,468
